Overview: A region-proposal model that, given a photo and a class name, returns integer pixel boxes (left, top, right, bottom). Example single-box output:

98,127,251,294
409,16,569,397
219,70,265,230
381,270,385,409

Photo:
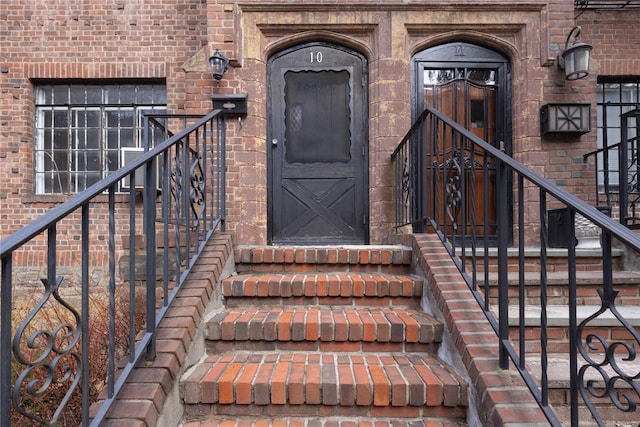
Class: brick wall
2,0,637,256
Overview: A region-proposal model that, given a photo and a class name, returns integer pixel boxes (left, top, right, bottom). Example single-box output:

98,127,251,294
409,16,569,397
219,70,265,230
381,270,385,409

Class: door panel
268,43,368,245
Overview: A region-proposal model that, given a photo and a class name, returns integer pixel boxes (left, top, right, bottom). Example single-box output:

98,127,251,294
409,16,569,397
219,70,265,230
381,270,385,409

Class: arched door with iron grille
413,42,512,240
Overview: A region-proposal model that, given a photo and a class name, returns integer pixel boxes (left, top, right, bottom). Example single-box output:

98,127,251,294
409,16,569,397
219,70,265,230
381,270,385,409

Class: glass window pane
107,129,120,149
154,87,167,104
85,172,101,188
284,70,351,164
119,85,136,104
119,109,134,127
86,129,100,150
137,86,153,104
120,129,134,148
54,130,68,149
86,86,102,104
70,86,86,104
42,110,53,128
53,86,69,104
36,86,52,104
106,150,119,171
54,110,68,127
106,110,120,127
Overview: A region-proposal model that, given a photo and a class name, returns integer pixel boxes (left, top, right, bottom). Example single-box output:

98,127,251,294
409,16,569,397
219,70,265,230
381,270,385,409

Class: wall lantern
557,26,592,81
209,49,229,82
540,103,591,135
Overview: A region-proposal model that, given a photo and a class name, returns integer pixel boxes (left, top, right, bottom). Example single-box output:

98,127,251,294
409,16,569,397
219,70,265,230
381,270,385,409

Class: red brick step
181,352,468,418
205,307,443,353
222,273,423,307
233,246,413,274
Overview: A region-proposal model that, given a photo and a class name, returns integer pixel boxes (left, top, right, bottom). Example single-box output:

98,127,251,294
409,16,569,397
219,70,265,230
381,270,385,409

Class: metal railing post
0,255,12,427
496,160,510,369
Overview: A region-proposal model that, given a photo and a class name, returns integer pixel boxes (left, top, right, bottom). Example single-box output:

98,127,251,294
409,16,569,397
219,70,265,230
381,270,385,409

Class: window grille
596,80,640,193
34,83,167,194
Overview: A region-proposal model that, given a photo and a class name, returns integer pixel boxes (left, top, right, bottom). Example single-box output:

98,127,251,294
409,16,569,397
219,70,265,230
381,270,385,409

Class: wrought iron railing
392,107,640,426
584,108,640,228
0,110,226,426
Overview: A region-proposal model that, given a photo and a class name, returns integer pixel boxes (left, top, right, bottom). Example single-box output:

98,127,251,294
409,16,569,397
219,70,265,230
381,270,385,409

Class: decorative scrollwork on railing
444,161,462,231
171,146,205,227
577,288,640,425
11,276,82,425
437,150,483,234
189,154,205,219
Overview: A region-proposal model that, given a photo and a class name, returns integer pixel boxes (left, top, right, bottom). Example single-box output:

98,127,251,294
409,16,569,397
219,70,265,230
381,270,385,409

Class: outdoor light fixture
209,49,229,82
540,103,591,135
557,26,592,81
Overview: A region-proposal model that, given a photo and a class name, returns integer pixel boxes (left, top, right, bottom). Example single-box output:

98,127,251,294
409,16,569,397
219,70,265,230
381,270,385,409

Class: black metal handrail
392,107,640,426
0,109,226,426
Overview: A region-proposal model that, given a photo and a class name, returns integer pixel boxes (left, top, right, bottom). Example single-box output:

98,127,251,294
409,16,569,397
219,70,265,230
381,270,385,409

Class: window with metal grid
34,82,167,194
597,80,640,193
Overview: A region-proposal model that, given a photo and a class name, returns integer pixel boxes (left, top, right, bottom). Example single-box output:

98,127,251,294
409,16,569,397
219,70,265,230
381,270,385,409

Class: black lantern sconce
209,49,229,82
557,26,593,81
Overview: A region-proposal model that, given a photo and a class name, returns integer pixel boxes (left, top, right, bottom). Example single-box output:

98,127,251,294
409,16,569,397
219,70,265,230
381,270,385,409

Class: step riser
224,297,422,308
207,341,439,354
184,404,467,420
236,264,413,274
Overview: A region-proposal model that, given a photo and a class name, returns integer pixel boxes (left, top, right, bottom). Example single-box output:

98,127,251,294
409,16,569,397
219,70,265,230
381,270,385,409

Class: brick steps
180,245,468,425
182,352,467,417
222,272,423,307
205,306,442,353
233,246,413,274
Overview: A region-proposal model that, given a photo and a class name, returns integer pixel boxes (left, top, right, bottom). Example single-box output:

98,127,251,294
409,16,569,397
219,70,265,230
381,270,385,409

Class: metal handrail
392,107,640,426
0,109,226,426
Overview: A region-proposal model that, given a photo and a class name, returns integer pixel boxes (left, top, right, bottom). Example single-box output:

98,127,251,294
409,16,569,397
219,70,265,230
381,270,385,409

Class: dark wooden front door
413,43,512,240
268,43,368,244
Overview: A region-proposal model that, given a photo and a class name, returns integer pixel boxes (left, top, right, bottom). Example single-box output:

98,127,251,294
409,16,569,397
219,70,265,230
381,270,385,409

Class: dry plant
10,283,146,426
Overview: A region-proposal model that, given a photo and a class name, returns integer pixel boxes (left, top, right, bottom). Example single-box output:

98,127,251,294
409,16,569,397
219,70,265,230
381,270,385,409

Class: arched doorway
412,42,512,240
267,42,369,245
